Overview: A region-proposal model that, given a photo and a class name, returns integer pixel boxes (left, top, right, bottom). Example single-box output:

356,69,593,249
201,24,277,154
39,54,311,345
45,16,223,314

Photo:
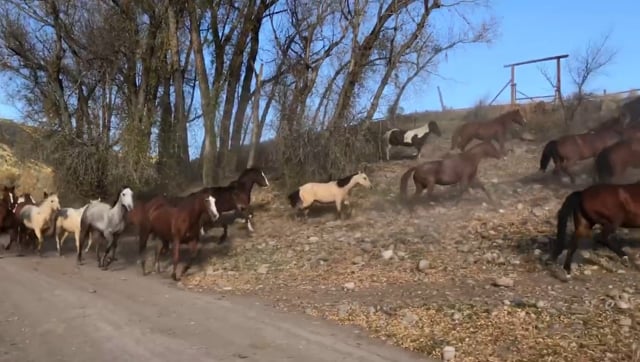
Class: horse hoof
171,273,179,281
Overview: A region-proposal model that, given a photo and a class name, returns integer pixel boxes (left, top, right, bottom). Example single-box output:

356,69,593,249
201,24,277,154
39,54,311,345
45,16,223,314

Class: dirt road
0,238,430,362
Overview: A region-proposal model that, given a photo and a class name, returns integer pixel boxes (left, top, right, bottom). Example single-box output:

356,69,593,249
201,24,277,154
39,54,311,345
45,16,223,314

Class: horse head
119,187,134,212
510,108,527,126
43,194,61,212
428,121,443,137
201,191,220,222
354,171,373,189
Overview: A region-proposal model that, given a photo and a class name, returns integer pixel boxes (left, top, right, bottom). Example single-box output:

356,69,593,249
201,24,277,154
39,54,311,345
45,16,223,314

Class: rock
381,249,394,260
352,256,364,265
620,293,631,303
535,300,548,309
88,289,97,293
343,282,356,291
520,131,536,141
616,300,631,310
418,259,430,272
360,242,373,253
492,277,514,288
286,250,295,258
531,207,546,217
516,203,524,210
533,249,543,257
257,264,270,274
205,266,216,276
619,317,633,327
442,346,456,361
401,311,419,326
337,304,351,318
607,289,621,300
308,236,319,243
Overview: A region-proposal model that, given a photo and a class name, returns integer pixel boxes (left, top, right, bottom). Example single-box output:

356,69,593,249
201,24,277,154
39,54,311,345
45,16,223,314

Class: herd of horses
2,106,640,282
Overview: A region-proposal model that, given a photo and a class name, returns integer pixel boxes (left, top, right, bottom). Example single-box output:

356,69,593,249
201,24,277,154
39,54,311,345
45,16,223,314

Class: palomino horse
554,183,640,278
77,187,134,268
141,191,219,280
193,167,269,243
400,141,502,205
53,198,101,256
594,137,640,183
287,171,373,220
450,108,527,155
539,115,629,184
382,121,442,161
13,193,61,255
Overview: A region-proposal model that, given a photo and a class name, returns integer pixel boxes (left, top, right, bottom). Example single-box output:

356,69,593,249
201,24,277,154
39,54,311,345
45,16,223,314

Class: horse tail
539,140,560,172
399,166,417,199
450,125,462,150
287,188,301,208
595,148,614,183
555,191,582,256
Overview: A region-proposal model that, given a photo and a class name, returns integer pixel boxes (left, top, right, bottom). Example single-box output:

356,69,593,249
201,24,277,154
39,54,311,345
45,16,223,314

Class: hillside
0,119,55,199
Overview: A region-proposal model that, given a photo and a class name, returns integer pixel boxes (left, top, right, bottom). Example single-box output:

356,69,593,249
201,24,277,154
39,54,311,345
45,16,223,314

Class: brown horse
141,191,219,280
0,186,18,249
399,141,502,204
595,137,640,183
554,183,640,278
539,115,629,184
450,108,527,155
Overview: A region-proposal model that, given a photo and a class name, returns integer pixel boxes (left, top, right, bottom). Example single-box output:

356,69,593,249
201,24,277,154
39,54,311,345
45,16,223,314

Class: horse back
581,183,640,226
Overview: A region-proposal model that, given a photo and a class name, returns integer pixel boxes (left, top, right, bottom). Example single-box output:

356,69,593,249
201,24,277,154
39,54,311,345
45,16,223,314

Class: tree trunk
247,64,263,168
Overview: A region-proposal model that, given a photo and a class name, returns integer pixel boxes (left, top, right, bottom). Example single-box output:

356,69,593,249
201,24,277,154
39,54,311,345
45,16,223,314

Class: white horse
54,198,101,256
77,187,134,268
287,171,373,220
17,194,61,255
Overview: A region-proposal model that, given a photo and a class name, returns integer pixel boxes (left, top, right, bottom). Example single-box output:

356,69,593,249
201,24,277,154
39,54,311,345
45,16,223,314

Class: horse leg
597,224,630,266
84,233,93,253
180,239,200,279
171,239,181,281
99,232,114,269
57,231,68,256
385,144,391,161
219,224,229,244
334,198,343,220
563,219,591,277
497,133,507,157
138,227,151,276
471,177,495,205
34,228,44,257
454,179,470,206
155,239,169,274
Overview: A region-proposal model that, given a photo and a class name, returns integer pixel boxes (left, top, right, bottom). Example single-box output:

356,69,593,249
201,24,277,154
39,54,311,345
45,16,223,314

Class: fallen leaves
182,140,640,362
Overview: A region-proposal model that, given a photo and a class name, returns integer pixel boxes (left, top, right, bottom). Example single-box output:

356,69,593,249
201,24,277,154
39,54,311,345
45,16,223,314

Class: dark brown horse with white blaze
192,167,269,242
399,141,502,205
382,121,442,161
450,108,527,155
555,183,640,278
539,114,630,184
139,191,219,281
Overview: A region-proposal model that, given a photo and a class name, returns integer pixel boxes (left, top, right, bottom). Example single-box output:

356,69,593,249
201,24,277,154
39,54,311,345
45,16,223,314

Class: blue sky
0,0,637,144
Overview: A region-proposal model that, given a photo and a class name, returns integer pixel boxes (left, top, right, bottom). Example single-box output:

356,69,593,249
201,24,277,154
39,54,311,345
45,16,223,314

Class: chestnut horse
450,108,527,155
594,137,640,183
400,141,502,205
140,191,219,280
555,183,640,278
539,115,629,184
382,121,442,161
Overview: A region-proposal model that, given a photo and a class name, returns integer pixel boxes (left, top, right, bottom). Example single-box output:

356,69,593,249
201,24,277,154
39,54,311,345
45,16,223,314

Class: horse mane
336,173,357,188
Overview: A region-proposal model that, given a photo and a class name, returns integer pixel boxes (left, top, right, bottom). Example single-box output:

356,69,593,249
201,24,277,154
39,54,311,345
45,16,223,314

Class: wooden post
510,65,516,105
437,86,446,111
555,57,562,103
247,63,263,168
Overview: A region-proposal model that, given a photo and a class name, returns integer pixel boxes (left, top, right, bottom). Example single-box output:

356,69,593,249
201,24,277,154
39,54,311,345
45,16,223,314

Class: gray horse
77,187,134,268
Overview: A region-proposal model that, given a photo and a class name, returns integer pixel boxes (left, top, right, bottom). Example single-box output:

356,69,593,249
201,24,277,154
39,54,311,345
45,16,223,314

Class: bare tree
540,30,617,124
